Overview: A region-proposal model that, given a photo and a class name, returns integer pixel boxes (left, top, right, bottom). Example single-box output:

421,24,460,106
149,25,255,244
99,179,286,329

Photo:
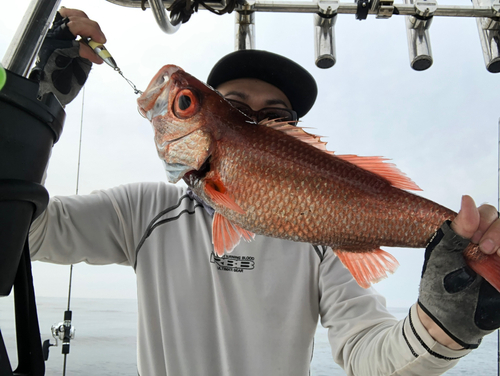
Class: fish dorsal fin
334,248,399,288
261,120,420,191
204,177,245,214
261,120,334,154
212,213,255,256
335,155,422,191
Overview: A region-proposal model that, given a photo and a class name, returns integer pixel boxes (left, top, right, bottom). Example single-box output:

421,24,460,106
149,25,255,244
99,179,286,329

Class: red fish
137,65,500,290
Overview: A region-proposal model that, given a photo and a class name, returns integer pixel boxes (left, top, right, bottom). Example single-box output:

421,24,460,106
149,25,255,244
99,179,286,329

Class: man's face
216,78,292,116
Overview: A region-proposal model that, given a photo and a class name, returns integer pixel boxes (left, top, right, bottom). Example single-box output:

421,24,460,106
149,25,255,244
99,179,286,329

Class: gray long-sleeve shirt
29,181,470,375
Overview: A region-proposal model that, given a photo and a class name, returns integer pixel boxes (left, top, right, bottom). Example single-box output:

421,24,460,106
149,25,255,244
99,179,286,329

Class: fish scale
206,121,450,251
138,64,500,290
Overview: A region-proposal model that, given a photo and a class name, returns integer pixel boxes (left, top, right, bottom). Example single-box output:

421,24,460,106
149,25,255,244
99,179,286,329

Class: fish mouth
162,161,192,183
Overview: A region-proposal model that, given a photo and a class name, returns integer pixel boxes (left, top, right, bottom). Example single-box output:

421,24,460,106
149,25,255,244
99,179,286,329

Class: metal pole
235,11,255,50
1,0,61,77
498,117,500,376
149,0,181,34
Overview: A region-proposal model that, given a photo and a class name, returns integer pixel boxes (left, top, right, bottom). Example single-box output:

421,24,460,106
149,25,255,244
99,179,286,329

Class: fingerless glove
418,221,500,349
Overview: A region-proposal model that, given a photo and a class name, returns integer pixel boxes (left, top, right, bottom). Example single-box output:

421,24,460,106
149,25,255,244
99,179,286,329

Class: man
29,7,500,375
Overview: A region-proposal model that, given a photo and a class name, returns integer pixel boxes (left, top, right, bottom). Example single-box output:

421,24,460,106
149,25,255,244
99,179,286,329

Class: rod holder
314,0,339,68
404,0,436,71
235,10,255,50
473,0,500,73
314,11,338,68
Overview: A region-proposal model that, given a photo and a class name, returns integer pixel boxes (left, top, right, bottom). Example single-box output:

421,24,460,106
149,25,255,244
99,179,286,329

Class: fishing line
60,86,86,376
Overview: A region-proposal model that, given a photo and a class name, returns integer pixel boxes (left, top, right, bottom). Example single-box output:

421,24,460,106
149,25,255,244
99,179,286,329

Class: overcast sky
1,0,499,307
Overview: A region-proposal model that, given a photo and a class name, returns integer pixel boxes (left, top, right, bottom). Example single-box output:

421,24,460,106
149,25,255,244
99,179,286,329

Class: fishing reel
42,310,75,361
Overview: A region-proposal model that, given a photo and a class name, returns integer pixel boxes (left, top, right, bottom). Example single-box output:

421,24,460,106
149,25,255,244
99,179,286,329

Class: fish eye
173,89,199,119
178,95,191,110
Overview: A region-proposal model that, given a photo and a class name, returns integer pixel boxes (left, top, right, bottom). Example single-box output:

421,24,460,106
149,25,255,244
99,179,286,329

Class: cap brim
207,50,317,118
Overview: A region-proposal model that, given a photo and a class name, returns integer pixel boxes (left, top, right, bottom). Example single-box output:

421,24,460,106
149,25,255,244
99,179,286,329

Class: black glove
29,12,92,105
418,220,500,349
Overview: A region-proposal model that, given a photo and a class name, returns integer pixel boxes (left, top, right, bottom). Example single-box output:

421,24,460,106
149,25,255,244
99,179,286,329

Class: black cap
207,50,318,118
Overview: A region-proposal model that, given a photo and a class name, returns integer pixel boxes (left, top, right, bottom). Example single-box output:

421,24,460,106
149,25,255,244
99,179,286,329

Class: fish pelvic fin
212,213,255,256
334,248,399,288
335,155,421,191
204,177,245,214
465,244,500,293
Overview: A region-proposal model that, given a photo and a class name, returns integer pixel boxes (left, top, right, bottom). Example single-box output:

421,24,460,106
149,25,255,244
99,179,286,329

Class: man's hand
418,195,500,350
30,8,107,105
451,195,500,256
58,7,106,65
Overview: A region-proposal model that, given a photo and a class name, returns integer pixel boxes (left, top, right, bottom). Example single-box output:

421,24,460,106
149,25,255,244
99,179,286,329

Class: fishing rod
42,89,85,374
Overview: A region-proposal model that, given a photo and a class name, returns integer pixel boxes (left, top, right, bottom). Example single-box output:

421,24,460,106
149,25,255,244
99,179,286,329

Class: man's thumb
450,195,480,239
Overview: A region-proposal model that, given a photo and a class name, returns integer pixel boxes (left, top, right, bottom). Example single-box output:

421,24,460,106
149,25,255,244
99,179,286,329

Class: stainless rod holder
2,0,62,77
314,0,339,68
235,10,255,50
314,13,338,68
107,0,500,19
404,0,436,71
105,0,500,73
473,0,500,73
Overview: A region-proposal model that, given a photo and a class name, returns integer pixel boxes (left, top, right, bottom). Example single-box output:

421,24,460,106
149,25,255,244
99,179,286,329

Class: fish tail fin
335,248,399,288
212,213,255,256
465,244,500,292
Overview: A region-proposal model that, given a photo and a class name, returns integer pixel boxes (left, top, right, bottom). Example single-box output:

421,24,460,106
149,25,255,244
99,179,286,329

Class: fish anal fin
334,248,399,288
212,213,255,256
204,177,245,214
336,155,422,191
465,244,500,293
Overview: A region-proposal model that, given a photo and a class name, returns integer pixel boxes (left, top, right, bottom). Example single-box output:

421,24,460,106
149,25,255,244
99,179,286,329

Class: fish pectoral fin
212,213,255,256
204,177,245,214
334,248,399,288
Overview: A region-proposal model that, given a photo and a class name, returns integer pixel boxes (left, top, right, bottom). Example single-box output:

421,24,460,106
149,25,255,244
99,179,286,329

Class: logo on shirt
210,253,255,273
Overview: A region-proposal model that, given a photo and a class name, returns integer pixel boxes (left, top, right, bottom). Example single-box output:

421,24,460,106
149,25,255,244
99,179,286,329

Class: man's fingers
58,7,89,19
475,206,500,255
58,7,107,44
67,17,106,44
450,195,480,239
471,204,498,243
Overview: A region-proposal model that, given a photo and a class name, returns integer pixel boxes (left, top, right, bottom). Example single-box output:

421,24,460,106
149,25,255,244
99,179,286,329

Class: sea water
0,297,497,375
